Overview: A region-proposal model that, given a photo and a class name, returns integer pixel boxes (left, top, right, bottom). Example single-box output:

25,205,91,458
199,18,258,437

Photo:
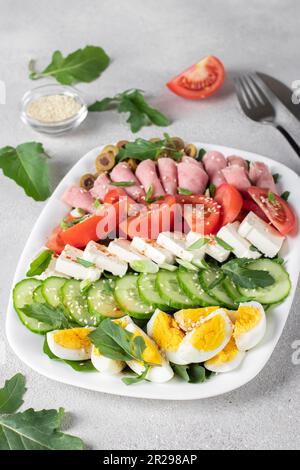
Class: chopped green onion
111,181,135,187
130,259,159,273
281,191,290,201
178,187,193,195
176,258,198,271
215,236,233,251
76,258,96,268
187,238,209,250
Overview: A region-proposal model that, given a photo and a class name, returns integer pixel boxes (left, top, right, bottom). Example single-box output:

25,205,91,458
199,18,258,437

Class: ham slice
135,160,165,197
177,159,209,194
222,166,251,192
227,155,248,171
182,155,204,169
211,170,226,187
249,162,278,193
111,162,145,201
203,151,227,178
90,173,112,201
62,186,96,213
158,157,178,195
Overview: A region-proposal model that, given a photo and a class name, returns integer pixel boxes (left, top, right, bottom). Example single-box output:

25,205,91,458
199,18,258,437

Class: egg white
46,328,93,361
178,309,233,364
204,338,246,373
234,301,266,351
91,346,125,374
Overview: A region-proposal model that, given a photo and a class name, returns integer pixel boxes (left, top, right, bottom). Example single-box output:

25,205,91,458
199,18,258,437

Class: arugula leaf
122,365,150,386
20,303,71,330
0,142,51,201
117,136,182,163
43,338,96,372
221,259,275,288
215,236,233,251
171,364,213,383
0,374,26,414
187,238,209,251
110,181,135,187
29,46,110,85
76,258,95,268
89,89,170,133
89,319,147,362
26,249,53,277
197,148,206,161
0,408,83,450
281,191,290,201
178,188,193,195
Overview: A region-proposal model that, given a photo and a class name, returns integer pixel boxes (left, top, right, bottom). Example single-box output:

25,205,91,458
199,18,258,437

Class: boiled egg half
46,327,93,361
233,301,266,351
205,337,246,373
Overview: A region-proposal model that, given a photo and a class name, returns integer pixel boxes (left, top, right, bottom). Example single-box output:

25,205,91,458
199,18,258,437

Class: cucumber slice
177,269,218,306
13,279,53,334
114,274,154,318
61,279,99,327
199,269,237,309
156,270,198,309
137,273,171,310
223,277,245,303
41,276,66,307
87,278,124,319
237,259,291,304
33,285,46,304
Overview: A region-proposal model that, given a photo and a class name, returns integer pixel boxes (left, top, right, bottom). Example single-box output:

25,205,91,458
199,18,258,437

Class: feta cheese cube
217,222,261,259
83,241,128,277
238,211,285,258
56,244,101,281
131,237,175,265
186,231,230,263
157,232,193,262
108,239,148,263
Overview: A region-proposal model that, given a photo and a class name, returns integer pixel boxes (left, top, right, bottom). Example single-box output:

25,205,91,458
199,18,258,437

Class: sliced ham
158,157,178,195
227,155,249,171
249,162,278,193
111,162,145,201
135,160,165,197
62,186,96,213
182,155,204,169
222,165,251,192
202,151,227,178
90,173,112,201
211,170,226,187
177,159,209,194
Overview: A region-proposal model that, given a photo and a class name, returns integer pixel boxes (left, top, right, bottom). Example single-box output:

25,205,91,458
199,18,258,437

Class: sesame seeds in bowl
20,83,88,135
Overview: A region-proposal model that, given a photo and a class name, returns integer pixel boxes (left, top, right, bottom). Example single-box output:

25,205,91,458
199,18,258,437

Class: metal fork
235,74,300,158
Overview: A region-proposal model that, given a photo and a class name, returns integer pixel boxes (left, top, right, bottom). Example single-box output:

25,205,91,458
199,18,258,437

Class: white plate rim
5,142,300,400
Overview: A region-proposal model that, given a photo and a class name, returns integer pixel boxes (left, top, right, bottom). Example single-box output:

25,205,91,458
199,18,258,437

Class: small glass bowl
20,83,88,135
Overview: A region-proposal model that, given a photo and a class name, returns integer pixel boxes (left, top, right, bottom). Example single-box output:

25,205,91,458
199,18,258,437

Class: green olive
184,144,197,158
95,152,116,172
80,173,96,190
116,140,129,149
126,158,137,171
101,145,119,157
171,137,185,151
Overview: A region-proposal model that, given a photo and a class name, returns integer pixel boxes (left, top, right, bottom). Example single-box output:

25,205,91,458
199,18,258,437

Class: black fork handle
276,125,300,158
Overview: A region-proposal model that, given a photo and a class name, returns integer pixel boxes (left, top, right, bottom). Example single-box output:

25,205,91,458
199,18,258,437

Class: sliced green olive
95,152,116,172
184,144,197,158
126,158,137,171
80,173,96,190
171,137,185,151
116,140,129,149
101,145,119,157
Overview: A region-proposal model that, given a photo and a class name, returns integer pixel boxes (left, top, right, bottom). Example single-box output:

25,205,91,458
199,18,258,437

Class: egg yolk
132,330,162,365
176,307,220,330
190,314,226,351
53,328,93,350
234,306,261,337
206,337,239,365
152,311,184,352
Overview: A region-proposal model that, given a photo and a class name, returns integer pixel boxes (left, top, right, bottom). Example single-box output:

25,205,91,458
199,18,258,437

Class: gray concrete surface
1,0,300,450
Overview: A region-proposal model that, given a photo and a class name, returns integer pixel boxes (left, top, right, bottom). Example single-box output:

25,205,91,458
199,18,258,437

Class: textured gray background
1,0,300,450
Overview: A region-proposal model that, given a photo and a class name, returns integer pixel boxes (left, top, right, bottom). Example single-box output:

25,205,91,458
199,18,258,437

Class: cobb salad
12,136,297,385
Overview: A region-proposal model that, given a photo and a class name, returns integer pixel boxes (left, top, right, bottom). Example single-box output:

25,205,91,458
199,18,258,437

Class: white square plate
5,143,300,400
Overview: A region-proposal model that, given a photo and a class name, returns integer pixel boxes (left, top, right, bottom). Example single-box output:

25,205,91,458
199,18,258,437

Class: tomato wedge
176,194,221,235
46,226,66,254
214,183,243,226
119,195,177,239
167,56,225,100
248,187,297,235
241,197,269,223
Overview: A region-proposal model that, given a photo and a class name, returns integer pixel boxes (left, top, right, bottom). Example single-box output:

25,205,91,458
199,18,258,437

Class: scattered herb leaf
89,89,170,133
110,181,135,187
187,238,209,251
20,303,72,330
178,187,193,195
0,374,26,414
29,45,110,85
26,249,53,277
0,142,51,201
176,258,198,271
171,363,213,383
197,148,206,161
281,191,290,201
221,258,275,288
215,236,233,251
208,183,216,197
116,136,182,163
273,173,280,183
76,258,95,268
268,191,275,204
93,198,102,209
122,365,151,386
